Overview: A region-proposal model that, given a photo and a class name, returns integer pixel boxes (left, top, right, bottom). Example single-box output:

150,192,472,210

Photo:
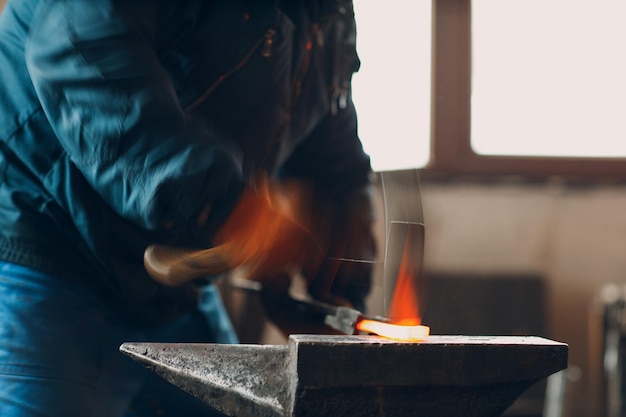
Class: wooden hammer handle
144,244,237,286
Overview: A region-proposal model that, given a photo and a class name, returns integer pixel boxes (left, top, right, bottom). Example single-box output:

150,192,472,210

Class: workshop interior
2,0,626,416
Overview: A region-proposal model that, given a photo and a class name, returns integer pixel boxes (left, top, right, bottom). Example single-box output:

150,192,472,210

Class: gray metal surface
121,335,568,417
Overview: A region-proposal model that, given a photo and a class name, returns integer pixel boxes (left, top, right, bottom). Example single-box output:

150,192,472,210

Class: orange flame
387,232,421,324
358,228,430,341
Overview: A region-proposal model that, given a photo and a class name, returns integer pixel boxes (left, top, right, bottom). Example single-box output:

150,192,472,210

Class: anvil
120,334,568,417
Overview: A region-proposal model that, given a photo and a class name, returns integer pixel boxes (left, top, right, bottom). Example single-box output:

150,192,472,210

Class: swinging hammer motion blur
0,0,379,416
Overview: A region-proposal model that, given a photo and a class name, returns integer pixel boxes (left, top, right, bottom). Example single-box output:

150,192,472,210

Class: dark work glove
304,186,376,313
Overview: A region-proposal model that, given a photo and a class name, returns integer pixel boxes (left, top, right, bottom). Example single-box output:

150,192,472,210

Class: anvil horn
120,342,290,417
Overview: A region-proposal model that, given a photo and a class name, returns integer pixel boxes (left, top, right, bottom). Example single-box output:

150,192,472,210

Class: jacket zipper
291,24,321,106
185,28,276,113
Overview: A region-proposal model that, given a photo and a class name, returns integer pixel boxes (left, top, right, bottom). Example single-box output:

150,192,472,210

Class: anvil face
120,335,568,417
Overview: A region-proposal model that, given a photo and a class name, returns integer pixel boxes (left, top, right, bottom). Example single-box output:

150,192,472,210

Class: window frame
425,0,626,180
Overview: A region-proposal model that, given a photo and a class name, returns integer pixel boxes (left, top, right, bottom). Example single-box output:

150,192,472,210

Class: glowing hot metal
356,319,430,341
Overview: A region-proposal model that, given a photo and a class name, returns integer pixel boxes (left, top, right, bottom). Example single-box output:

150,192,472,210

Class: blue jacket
0,0,372,322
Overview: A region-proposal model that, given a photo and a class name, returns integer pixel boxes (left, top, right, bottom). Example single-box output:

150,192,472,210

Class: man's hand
144,175,376,325
144,175,328,286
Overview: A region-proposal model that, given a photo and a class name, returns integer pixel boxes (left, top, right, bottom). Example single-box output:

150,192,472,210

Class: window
352,0,432,171
472,0,626,158
355,0,626,179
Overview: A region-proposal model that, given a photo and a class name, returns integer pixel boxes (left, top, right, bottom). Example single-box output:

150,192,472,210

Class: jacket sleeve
280,97,372,195
281,0,371,195
24,0,244,244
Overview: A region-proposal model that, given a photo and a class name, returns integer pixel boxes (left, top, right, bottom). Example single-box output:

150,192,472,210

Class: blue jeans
0,261,237,417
